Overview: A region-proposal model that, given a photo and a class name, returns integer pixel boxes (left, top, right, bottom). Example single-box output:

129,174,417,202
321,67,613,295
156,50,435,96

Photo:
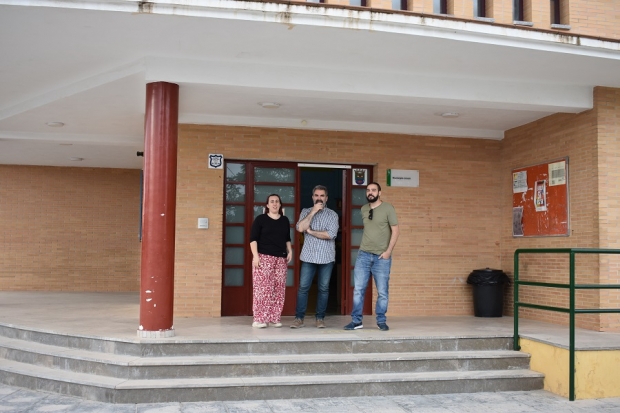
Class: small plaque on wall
208,154,224,169
387,169,419,187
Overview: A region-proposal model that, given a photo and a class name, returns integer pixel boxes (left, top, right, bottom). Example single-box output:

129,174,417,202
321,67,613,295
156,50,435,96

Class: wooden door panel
222,161,298,316
343,167,373,316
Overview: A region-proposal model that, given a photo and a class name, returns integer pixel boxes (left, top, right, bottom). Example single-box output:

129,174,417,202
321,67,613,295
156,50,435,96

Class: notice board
512,158,569,237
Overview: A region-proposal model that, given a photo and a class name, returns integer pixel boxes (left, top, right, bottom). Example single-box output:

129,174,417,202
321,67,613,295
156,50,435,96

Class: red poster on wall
512,158,569,237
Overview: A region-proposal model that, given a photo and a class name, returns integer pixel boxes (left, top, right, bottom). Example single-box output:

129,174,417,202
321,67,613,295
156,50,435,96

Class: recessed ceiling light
258,102,281,109
440,112,460,118
69,157,84,161
46,122,65,127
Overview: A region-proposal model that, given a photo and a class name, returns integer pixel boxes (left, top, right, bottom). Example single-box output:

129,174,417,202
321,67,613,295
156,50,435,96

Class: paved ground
2,384,620,413
1,292,619,351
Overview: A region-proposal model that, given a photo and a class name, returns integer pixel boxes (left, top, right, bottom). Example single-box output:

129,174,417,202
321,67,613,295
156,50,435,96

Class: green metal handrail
513,248,620,401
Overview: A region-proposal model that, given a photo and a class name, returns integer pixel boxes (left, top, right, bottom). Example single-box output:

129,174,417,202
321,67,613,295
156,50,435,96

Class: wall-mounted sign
387,169,419,187
549,160,566,186
208,154,224,169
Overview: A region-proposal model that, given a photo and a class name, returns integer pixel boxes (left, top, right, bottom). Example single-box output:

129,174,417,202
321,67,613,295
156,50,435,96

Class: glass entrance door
222,161,297,316
221,160,372,317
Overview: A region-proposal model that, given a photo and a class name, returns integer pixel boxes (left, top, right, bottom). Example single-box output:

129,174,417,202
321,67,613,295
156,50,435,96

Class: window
513,0,524,21
475,0,486,18
350,0,367,6
550,0,561,24
434,0,447,14
393,0,407,11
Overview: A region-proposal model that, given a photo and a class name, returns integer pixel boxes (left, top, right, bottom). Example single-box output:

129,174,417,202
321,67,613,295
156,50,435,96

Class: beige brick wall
311,0,620,39
448,0,475,18
367,0,393,8
0,166,141,291
596,87,620,331
176,125,503,317
501,87,620,332
501,107,600,330
409,0,427,13
492,0,515,24
568,0,620,39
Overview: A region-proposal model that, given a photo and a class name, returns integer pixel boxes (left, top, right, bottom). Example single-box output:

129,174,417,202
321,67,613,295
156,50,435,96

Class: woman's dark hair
265,193,284,216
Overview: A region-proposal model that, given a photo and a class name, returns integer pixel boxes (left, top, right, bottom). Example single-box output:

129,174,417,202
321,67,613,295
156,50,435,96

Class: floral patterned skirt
252,253,287,324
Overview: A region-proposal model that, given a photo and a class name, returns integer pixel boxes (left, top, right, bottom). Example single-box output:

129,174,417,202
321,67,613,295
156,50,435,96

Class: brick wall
500,87,620,332
569,0,620,39
596,87,620,331
0,166,141,291
175,125,503,317
501,107,600,330
295,0,620,40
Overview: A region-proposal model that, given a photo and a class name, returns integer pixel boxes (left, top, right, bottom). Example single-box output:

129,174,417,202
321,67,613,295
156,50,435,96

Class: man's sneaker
316,319,326,329
290,318,304,329
344,321,363,330
252,322,267,328
377,323,390,331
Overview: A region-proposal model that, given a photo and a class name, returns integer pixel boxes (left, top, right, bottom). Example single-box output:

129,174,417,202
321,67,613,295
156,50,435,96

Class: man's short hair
367,182,381,191
313,185,328,196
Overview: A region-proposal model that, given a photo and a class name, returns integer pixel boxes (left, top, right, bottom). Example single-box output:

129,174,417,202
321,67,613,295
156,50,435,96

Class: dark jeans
295,261,335,320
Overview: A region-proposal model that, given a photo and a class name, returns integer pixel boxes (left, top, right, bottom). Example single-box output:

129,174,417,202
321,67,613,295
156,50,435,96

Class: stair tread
122,369,544,389
0,358,125,388
0,336,527,366
0,358,542,390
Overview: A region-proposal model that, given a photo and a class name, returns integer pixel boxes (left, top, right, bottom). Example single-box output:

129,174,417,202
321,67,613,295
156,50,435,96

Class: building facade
1,0,619,333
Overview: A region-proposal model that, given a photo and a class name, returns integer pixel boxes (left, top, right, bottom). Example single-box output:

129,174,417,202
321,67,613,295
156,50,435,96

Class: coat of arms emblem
353,169,367,185
208,154,223,169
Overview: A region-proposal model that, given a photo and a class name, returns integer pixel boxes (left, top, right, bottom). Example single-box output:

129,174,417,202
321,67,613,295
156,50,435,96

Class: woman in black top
249,194,292,328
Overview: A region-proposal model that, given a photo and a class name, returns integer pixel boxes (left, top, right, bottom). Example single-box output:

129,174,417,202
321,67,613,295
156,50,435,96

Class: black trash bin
467,268,510,317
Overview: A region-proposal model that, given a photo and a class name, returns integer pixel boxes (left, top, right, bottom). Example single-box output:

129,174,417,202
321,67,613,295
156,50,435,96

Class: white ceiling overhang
1,0,619,168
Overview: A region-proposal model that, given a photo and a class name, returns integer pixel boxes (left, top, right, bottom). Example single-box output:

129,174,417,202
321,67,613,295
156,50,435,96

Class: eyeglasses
368,208,373,220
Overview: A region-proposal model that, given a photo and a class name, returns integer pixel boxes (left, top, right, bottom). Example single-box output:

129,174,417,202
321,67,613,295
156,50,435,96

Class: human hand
252,256,260,268
286,251,292,263
312,201,324,214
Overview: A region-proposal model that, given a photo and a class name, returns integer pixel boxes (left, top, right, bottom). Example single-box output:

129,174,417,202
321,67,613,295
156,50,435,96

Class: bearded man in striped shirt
290,185,339,329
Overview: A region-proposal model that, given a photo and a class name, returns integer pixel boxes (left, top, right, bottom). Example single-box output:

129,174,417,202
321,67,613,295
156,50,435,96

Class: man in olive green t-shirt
344,182,399,332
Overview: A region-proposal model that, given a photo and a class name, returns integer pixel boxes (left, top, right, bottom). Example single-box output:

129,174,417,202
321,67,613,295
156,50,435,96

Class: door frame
221,160,373,317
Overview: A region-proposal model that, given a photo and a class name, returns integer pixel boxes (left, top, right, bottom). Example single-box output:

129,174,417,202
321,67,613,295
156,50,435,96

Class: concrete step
0,324,544,403
0,324,513,356
0,358,544,404
0,336,531,379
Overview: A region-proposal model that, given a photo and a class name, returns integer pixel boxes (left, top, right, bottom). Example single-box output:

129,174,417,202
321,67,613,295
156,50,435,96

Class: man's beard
366,194,378,203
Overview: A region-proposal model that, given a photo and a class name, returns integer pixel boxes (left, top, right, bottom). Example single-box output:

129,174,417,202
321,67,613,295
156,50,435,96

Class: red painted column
139,82,179,338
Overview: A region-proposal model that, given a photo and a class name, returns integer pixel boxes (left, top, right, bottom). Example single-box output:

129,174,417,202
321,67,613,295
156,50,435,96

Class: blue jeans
295,261,335,320
351,250,392,324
